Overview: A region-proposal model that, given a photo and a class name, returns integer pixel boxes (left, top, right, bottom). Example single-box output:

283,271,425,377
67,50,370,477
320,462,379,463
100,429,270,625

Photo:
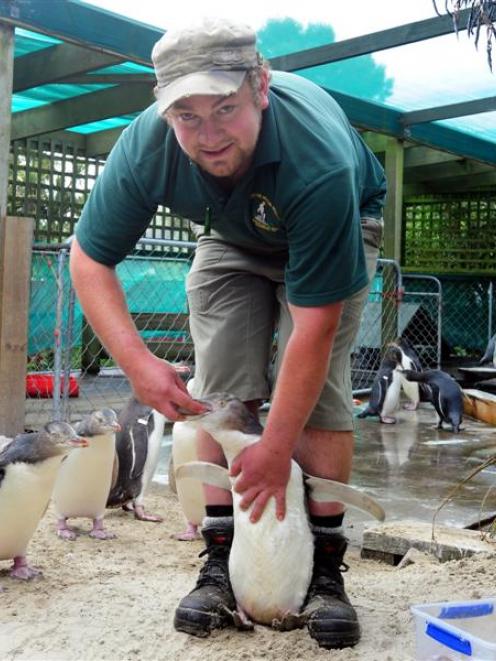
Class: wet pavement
347,401,496,545
154,400,496,549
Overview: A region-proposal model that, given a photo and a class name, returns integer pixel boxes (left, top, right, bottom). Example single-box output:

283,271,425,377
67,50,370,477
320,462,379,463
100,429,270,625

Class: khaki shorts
186,218,383,431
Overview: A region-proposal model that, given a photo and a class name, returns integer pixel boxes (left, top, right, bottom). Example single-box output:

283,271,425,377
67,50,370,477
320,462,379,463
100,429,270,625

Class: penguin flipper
304,473,385,521
175,461,232,491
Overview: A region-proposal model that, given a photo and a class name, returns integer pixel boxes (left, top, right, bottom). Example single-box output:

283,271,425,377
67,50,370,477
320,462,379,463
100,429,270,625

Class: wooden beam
13,43,123,92
0,0,161,65
0,217,34,435
59,73,154,85
404,159,494,183
11,83,153,140
269,10,470,71
383,138,404,261
85,126,125,157
404,145,461,168
401,95,496,126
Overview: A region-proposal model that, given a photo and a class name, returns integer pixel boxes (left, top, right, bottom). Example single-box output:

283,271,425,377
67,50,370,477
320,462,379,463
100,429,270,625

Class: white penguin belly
229,462,313,624
172,421,206,525
0,457,62,559
381,371,402,417
135,411,164,506
53,436,114,518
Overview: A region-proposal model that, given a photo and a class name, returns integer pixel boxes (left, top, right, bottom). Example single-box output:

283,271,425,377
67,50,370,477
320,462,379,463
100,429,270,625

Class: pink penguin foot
57,519,78,540
380,416,397,424
173,522,200,541
403,402,418,411
10,557,42,580
89,519,116,540
133,504,163,522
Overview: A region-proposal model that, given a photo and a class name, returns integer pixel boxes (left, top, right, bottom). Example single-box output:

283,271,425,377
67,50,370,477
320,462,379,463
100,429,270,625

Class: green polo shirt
76,71,386,306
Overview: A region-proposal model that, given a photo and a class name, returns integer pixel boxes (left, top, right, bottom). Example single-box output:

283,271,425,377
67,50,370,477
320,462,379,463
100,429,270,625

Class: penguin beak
177,400,213,418
67,436,89,448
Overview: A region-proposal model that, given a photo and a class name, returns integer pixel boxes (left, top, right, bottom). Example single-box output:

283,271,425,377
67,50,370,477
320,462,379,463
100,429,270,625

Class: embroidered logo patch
250,193,281,233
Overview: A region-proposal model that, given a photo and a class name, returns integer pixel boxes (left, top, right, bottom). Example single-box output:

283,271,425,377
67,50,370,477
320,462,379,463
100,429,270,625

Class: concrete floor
155,399,496,548
346,400,496,545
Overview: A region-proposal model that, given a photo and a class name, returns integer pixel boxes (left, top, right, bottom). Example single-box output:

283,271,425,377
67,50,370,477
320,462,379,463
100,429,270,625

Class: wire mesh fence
26,245,446,428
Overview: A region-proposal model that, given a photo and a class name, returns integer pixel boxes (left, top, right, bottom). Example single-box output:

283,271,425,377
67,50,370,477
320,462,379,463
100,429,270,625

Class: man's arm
230,300,343,522
70,238,206,420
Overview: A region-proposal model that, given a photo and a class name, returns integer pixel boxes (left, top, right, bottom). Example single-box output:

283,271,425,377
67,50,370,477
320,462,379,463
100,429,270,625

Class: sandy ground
1,483,495,661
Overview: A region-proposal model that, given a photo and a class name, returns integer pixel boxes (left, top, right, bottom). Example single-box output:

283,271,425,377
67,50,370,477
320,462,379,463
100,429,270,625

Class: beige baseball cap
152,18,260,114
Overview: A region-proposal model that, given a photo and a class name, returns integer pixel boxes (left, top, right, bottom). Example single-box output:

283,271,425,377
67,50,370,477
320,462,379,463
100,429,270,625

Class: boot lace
195,543,232,591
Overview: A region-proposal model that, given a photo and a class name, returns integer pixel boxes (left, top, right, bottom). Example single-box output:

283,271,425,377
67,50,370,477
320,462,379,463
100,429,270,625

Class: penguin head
43,421,89,451
182,393,263,436
76,408,121,437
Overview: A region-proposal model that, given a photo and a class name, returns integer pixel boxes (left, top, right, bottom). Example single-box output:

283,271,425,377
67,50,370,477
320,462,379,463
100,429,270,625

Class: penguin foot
57,521,78,540
272,611,306,631
173,522,201,541
232,607,254,631
10,557,42,580
133,504,163,523
402,402,418,411
380,416,397,424
89,527,116,540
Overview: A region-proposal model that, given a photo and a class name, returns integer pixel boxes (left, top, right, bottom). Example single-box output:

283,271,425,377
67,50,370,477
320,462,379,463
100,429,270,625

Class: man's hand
127,354,207,421
229,440,292,523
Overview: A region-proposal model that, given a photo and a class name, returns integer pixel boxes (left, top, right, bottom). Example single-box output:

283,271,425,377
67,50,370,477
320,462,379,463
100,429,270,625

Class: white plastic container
411,598,496,660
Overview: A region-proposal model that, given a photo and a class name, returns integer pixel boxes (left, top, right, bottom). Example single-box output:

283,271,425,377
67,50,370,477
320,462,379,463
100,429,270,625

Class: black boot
174,524,236,637
304,532,360,649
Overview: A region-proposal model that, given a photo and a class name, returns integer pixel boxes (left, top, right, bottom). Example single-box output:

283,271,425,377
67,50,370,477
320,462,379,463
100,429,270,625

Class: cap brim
155,70,246,114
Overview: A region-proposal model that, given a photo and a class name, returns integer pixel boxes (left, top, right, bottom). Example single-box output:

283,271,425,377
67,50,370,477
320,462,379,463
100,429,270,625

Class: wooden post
383,137,404,261
0,217,34,435
382,138,404,349
0,22,13,219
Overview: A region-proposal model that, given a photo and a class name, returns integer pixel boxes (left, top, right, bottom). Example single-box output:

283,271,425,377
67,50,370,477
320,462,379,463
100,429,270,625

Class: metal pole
52,249,67,421
61,285,76,421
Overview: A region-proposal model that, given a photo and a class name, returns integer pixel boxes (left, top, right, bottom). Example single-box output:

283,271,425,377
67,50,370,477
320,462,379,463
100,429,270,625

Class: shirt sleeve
284,167,369,307
75,134,159,266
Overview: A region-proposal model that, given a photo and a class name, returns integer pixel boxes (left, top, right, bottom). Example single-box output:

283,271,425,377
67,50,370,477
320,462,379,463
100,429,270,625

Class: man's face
166,71,269,185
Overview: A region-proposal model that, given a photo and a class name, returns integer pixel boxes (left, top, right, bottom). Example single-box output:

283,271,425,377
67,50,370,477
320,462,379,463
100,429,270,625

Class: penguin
53,409,120,540
106,397,165,522
171,419,205,540
479,332,496,366
393,337,431,410
402,369,464,433
171,376,205,541
0,422,87,579
357,346,403,424
176,393,385,630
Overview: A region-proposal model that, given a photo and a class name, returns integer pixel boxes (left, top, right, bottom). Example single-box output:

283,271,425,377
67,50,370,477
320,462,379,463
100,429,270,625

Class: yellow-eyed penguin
107,397,165,522
176,394,385,630
0,422,88,580
171,377,205,541
53,409,120,540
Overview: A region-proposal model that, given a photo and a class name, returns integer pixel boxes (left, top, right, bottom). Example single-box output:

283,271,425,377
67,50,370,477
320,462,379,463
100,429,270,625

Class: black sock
309,513,345,529
205,505,234,518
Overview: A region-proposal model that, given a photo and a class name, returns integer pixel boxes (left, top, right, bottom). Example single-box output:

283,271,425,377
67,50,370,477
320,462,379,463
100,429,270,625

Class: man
70,18,385,650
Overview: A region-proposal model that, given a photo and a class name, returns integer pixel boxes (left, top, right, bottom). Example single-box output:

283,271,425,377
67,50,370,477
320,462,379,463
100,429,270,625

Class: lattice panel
403,194,496,274
8,137,193,246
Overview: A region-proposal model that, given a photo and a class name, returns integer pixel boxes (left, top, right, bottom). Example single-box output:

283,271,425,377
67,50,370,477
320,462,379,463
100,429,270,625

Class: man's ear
258,69,270,110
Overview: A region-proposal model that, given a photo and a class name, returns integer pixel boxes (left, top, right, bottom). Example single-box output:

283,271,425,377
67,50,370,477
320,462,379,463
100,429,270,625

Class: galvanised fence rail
27,244,448,428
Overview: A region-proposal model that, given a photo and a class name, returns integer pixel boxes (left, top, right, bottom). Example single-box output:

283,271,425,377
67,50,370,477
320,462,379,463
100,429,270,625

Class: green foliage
257,18,393,103
433,0,496,70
